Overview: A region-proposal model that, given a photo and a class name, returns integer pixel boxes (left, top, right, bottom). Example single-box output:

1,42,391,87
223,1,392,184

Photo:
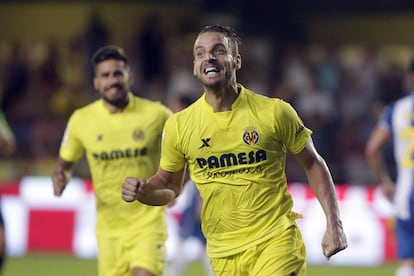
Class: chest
182,111,282,166
79,113,162,152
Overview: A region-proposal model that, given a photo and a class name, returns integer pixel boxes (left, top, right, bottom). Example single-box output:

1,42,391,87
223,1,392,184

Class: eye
114,71,124,77
195,50,204,58
215,47,226,55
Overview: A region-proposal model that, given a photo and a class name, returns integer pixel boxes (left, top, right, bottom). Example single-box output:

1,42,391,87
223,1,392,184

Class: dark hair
91,45,129,69
199,24,242,55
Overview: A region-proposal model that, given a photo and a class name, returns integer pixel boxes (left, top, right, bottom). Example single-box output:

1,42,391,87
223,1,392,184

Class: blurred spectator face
193,32,241,88
93,59,132,107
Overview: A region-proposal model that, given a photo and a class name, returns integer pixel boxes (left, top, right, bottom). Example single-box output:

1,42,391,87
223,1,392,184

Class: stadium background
1,0,414,274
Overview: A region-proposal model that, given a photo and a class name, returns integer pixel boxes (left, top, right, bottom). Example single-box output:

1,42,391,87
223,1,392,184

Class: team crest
243,129,259,145
132,129,145,141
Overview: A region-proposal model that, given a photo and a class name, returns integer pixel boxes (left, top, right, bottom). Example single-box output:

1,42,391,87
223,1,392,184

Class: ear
235,54,242,70
128,71,134,87
93,77,98,90
193,60,197,76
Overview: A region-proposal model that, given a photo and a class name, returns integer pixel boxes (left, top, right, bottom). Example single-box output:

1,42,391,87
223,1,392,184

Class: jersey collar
201,83,245,112
99,92,135,114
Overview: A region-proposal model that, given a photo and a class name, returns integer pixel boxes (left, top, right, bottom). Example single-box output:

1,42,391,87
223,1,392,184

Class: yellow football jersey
161,84,312,258
60,93,172,236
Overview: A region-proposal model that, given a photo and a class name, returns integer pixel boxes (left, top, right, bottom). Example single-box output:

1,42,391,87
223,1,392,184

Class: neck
105,104,124,113
103,98,129,114
205,83,239,112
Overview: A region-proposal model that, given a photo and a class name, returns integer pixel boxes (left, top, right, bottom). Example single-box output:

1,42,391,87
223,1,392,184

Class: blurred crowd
0,10,412,185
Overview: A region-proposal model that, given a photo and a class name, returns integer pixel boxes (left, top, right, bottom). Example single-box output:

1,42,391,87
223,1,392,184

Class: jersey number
401,127,414,169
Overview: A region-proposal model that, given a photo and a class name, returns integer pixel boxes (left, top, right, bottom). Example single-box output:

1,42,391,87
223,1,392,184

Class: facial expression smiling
93,59,133,109
193,31,241,90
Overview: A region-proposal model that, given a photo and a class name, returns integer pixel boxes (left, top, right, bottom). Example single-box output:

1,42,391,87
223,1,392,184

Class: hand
321,221,348,260
122,177,146,202
52,170,70,197
379,180,395,202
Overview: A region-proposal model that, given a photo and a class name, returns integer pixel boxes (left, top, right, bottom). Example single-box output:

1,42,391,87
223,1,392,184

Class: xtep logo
199,138,211,149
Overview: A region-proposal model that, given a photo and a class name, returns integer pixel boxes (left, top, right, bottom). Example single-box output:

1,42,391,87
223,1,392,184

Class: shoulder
70,100,101,119
384,94,412,115
242,85,287,105
164,97,201,130
394,94,412,106
243,87,294,115
174,96,201,119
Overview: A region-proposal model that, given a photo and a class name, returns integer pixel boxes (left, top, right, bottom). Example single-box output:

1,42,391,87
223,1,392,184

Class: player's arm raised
51,157,74,197
122,167,186,206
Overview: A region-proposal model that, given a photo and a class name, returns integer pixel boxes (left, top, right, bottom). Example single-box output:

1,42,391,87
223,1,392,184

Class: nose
107,75,122,88
109,74,121,83
207,52,216,61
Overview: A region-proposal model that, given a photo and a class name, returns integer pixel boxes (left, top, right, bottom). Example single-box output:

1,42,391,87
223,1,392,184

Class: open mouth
204,66,220,76
106,85,123,93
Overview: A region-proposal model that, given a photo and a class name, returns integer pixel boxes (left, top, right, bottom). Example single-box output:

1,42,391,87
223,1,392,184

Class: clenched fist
52,169,71,197
122,177,146,202
321,222,348,260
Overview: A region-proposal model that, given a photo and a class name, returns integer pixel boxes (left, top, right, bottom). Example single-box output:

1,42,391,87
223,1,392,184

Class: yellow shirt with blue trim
160,84,312,258
60,93,172,236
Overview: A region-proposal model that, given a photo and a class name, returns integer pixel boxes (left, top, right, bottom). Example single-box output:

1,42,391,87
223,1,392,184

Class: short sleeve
59,111,85,162
378,103,394,130
275,100,312,154
159,116,186,172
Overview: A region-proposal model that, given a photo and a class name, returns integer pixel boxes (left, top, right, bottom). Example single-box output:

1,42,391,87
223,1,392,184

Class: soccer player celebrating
122,25,347,275
52,46,172,276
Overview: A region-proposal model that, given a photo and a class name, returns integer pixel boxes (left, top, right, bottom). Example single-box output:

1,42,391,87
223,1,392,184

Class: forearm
137,188,176,206
137,171,182,206
297,139,347,258
366,151,392,184
306,156,342,225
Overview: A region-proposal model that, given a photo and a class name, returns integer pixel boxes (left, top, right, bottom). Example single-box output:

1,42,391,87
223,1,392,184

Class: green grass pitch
2,253,397,276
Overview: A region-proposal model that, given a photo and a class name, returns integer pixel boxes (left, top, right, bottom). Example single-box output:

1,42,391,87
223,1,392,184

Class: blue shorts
396,218,414,259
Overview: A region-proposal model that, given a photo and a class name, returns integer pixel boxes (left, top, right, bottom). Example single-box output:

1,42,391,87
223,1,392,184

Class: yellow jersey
161,84,312,258
60,93,172,237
